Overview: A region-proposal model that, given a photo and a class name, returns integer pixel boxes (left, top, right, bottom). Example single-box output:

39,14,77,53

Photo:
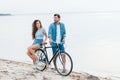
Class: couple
27,14,66,69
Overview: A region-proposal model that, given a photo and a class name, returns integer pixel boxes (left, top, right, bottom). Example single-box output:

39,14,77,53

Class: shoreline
0,58,111,80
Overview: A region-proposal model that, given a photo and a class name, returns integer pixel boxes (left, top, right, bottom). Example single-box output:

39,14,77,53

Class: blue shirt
48,22,66,42
35,28,46,39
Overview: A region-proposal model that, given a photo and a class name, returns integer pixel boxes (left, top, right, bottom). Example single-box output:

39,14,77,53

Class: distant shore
0,58,111,80
0,13,12,16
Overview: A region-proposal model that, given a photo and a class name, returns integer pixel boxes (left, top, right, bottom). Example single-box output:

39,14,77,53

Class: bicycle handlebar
52,41,64,45
40,41,64,49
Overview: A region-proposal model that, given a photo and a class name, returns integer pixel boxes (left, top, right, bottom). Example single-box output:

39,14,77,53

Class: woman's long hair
32,20,42,39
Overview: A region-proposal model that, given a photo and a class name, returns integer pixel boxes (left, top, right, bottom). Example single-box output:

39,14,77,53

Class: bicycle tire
54,52,73,76
35,49,47,71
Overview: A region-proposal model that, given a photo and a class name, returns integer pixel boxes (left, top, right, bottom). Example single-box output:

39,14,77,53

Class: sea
0,12,120,80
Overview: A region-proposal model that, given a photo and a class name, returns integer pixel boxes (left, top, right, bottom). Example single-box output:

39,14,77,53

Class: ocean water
0,12,120,79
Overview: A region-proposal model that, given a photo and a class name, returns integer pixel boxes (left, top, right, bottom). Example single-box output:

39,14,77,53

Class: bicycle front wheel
35,49,47,71
55,52,73,76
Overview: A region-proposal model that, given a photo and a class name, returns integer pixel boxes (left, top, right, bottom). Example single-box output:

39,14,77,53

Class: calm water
0,13,120,79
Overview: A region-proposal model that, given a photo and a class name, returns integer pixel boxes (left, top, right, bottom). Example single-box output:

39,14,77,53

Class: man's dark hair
54,14,61,18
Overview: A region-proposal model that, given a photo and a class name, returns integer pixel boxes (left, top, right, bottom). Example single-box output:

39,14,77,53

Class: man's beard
55,21,60,23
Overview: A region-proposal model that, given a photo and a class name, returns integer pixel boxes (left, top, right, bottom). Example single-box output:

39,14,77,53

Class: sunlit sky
0,0,120,14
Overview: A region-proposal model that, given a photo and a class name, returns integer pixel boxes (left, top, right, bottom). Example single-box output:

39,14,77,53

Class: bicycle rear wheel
35,49,47,71
55,52,73,76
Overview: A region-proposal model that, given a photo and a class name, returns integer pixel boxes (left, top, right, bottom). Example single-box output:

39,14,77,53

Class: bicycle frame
36,42,73,76
42,44,61,65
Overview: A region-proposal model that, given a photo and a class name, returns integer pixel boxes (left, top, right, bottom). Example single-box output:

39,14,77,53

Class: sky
0,0,120,14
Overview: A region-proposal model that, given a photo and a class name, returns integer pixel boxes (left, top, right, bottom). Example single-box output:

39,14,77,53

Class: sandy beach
0,59,111,80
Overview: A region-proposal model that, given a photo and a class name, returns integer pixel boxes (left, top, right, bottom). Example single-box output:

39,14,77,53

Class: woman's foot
62,69,67,73
33,59,39,69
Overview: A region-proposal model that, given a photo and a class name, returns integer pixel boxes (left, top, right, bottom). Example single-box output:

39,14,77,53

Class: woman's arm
43,32,48,43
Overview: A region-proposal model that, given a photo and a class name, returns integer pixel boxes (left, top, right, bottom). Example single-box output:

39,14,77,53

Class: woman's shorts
32,39,43,46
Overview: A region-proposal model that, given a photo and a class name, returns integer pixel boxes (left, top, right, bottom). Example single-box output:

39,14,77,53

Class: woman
27,20,47,68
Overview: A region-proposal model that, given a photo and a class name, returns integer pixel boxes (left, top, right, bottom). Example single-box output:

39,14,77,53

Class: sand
0,59,112,80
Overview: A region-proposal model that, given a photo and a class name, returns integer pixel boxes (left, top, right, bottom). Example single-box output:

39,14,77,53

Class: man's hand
42,41,47,45
49,38,53,43
62,37,66,43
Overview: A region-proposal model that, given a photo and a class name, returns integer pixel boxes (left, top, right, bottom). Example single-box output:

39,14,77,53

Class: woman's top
35,28,46,39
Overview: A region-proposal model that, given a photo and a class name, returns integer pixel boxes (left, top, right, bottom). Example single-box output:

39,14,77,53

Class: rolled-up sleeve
63,24,66,37
48,24,52,38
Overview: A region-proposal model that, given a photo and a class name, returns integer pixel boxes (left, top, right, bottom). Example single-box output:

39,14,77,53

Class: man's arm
48,24,53,43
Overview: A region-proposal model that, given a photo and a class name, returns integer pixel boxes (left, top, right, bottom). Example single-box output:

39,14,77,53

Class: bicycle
34,41,73,76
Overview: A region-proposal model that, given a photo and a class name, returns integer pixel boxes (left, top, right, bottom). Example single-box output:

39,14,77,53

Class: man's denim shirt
48,22,66,42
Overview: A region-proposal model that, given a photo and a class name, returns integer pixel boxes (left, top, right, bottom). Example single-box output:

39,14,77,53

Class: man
48,14,66,72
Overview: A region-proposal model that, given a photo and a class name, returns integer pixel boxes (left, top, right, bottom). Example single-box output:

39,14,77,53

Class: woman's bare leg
27,50,32,59
27,44,40,62
27,50,35,61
